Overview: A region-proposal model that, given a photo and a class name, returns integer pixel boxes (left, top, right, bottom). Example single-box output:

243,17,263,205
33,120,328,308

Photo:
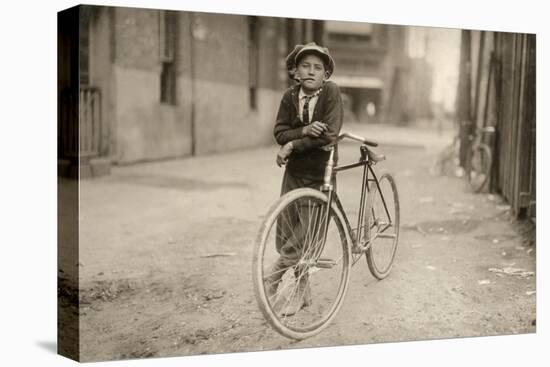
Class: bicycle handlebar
337,132,378,147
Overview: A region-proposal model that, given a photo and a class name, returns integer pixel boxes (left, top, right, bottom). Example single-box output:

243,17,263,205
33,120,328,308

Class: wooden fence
494,33,536,219
467,31,536,219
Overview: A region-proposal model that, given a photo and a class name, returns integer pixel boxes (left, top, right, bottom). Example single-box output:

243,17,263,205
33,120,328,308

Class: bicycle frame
315,143,393,263
254,133,400,340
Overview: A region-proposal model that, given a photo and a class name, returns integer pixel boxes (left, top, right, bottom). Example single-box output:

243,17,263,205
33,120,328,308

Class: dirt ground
58,128,536,362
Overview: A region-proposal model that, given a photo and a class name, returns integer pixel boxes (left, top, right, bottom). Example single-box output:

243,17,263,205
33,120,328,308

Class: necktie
301,88,322,125
302,95,313,125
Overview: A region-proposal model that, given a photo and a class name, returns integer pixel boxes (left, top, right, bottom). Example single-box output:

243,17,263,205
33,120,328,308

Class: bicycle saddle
368,150,386,163
361,145,386,162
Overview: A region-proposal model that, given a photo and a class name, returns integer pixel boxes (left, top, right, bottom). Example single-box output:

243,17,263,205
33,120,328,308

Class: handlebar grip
339,132,378,147
362,138,378,147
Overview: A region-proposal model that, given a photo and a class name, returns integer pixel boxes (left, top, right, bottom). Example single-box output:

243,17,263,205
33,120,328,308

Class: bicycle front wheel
252,188,351,340
466,144,492,193
365,173,400,280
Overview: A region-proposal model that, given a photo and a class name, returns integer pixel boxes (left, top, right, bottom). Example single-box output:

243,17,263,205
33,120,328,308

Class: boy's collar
299,86,323,98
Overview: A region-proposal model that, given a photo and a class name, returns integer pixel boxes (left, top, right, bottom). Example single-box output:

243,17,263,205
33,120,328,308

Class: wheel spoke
254,189,351,338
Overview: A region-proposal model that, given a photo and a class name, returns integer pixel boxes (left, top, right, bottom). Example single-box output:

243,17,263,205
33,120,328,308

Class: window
325,20,373,42
160,61,176,104
159,11,177,105
248,16,259,110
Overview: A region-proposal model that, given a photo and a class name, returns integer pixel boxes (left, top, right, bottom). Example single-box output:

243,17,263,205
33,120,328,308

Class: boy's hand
302,121,328,137
276,142,294,167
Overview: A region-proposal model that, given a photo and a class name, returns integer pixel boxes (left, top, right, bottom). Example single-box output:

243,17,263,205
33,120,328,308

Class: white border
1,0,546,366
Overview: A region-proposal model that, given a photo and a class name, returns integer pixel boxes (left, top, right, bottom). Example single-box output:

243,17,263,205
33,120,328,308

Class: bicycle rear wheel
252,188,351,340
365,173,400,280
466,144,492,193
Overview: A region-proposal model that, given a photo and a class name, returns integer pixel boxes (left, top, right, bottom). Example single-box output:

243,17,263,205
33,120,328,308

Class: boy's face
295,53,327,94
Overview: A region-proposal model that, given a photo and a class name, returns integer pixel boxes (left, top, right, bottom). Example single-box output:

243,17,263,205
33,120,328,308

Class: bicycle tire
466,144,492,193
365,173,400,280
252,188,351,340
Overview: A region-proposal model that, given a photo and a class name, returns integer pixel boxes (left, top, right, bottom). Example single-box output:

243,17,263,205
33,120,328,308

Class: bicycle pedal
316,258,337,269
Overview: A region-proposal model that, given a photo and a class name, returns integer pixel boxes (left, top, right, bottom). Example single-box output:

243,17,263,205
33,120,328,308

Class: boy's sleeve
291,82,343,153
273,92,304,145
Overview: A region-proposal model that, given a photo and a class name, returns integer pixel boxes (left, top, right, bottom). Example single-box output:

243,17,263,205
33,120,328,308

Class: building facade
59,5,291,176
322,21,410,124
58,6,413,177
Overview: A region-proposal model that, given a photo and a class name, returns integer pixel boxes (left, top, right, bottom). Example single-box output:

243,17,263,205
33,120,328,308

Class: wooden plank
507,34,519,211
528,35,536,219
473,31,486,127
498,34,515,200
457,30,473,168
511,34,523,213
516,34,531,211
509,34,518,207
491,32,502,192
502,32,510,195
529,34,537,218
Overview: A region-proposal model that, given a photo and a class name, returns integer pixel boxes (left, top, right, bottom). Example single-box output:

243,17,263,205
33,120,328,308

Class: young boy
267,43,344,316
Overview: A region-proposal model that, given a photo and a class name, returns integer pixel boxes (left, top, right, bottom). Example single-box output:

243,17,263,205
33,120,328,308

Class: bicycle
465,51,499,193
252,132,400,340
465,125,495,193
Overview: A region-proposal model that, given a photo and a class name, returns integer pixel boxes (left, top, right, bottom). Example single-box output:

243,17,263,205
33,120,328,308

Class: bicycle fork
301,147,337,269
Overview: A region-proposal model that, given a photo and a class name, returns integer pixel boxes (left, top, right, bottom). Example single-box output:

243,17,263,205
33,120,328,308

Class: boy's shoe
264,257,288,300
280,274,312,317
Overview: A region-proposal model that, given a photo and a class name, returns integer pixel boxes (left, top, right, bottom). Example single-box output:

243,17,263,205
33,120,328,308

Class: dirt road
59,131,535,362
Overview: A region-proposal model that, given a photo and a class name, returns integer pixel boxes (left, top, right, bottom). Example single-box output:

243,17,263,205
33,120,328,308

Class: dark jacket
273,81,344,180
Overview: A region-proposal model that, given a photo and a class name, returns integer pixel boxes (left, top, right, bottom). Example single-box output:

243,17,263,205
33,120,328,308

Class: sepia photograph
55,2,538,363
3,0,546,366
